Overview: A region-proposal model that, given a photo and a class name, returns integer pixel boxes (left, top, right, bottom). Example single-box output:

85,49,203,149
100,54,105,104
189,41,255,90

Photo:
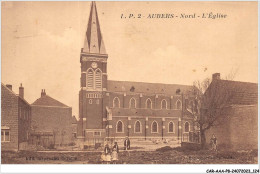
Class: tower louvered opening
87,69,94,89
95,69,102,89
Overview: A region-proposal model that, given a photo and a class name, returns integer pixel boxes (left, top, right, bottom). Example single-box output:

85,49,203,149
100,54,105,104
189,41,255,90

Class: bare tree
192,72,235,149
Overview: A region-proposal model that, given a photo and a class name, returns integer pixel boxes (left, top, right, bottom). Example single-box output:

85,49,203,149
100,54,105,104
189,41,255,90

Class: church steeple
83,1,106,54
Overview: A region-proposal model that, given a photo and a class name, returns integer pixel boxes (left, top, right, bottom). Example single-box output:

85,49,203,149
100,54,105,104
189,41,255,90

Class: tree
192,74,234,149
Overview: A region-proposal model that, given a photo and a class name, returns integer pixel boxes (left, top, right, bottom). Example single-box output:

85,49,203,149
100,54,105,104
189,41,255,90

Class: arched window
176,100,182,110
184,122,190,132
161,99,167,109
116,121,124,133
87,69,94,89
113,97,120,108
129,97,136,109
168,122,174,133
151,121,158,133
95,69,102,90
134,121,141,133
146,98,152,109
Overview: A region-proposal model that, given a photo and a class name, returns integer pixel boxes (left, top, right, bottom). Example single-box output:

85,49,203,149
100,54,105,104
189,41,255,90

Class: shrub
156,146,172,152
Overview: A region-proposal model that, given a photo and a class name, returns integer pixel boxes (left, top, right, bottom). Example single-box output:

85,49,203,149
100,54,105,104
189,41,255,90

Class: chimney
212,73,220,81
19,83,24,99
41,89,46,97
6,84,12,91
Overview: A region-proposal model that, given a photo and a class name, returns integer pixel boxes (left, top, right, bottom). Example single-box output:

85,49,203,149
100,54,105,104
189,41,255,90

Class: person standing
111,147,119,164
103,143,111,164
124,137,130,150
210,134,217,151
113,142,119,153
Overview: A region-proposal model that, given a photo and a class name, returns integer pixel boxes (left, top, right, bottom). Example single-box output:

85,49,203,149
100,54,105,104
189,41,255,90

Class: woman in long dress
102,143,111,164
111,147,118,164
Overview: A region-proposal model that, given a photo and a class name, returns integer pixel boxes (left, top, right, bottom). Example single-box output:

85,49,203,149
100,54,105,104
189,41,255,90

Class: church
77,2,197,145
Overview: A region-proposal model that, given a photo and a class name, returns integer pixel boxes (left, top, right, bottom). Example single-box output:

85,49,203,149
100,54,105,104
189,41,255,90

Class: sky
2,1,258,118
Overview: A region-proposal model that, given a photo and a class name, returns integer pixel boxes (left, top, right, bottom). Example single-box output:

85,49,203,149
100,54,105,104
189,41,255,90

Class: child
111,148,118,164
101,152,106,164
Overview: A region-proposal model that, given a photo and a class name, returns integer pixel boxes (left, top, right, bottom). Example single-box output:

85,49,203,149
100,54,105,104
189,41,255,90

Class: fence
182,132,200,143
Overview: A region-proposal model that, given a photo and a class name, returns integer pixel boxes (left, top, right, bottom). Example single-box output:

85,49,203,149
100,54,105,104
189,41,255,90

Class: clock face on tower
91,62,98,68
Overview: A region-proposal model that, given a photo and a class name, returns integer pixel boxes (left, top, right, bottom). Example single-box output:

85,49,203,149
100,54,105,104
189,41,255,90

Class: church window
89,99,92,104
168,122,174,133
184,122,190,132
161,99,167,109
95,69,102,89
134,121,141,133
113,97,120,108
189,100,194,111
116,121,124,133
129,98,136,109
176,100,182,110
151,121,158,133
146,98,152,109
87,69,94,89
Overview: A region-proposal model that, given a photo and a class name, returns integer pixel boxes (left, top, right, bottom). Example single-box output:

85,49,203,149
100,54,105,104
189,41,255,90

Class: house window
151,121,158,133
113,97,120,108
185,122,190,132
161,99,167,109
89,99,93,104
95,69,102,90
1,128,10,142
168,122,174,133
129,98,136,109
94,131,101,136
135,121,141,133
116,121,124,133
87,68,94,89
146,98,152,109
96,99,99,104
176,100,182,110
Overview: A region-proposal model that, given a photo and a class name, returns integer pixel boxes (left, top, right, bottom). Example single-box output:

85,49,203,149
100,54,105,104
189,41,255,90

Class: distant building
205,73,258,150
77,2,196,144
1,83,31,151
31,90,73,148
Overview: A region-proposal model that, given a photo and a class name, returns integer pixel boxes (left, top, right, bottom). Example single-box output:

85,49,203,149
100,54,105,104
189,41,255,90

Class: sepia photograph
1,0,259,171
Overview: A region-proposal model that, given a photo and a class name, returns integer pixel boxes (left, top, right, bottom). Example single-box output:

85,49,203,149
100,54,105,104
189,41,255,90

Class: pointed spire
83,1,106,54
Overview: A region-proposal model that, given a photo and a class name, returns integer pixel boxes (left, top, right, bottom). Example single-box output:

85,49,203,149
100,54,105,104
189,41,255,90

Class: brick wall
205,105,258,150
108,92,184,110
1,86,19,151
31,105,73,145
18,98,31,146
108,116,183,140
229,105,258,149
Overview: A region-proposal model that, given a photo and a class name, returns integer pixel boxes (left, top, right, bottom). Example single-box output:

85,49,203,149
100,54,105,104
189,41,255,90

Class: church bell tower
78,1,108,138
